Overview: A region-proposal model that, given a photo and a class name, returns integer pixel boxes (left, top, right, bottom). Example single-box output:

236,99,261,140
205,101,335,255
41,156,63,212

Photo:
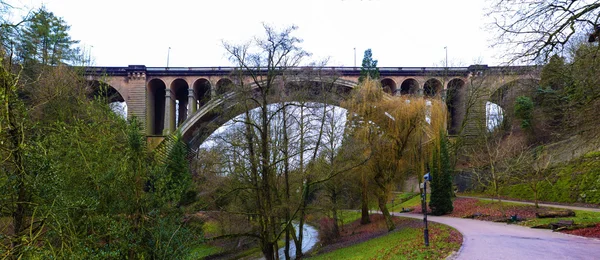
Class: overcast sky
6,0,500,67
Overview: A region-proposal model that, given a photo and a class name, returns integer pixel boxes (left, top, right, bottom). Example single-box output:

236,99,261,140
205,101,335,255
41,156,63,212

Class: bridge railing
81,65,539,77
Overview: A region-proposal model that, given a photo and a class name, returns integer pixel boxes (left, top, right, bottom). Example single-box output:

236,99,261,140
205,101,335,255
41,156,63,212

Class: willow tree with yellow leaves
343,78,447,231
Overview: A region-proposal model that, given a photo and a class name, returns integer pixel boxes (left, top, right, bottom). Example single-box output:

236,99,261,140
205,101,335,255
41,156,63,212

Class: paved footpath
396,213,600,260
458,196,600,213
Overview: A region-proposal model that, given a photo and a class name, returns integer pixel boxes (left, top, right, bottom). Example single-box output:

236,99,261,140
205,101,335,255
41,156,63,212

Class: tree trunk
283,104,291,260
331,190,340,237
295,181,309,259
5,72,27,253
261,241,276,260
378,194,395,231
533,185,539,208
295,105,306,259
360,172,370,224
536,210,576,218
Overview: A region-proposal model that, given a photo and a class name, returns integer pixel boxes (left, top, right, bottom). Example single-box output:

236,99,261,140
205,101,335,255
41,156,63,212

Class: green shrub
514,96,534,130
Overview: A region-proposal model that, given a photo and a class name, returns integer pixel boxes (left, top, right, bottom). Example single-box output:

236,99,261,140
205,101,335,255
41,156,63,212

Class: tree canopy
16,6,79,68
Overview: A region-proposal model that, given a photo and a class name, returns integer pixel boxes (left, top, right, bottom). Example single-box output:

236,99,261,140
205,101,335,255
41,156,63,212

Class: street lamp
354,47,356,68
444,46,448,68
167,47,171,68
422,172,432,246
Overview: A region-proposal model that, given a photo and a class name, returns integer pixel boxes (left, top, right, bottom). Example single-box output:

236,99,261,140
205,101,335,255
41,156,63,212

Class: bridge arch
216,78,234,95
424,78,443,97
88,80,127,118
193,78,211,110
179,79,356,148
489,78,539,130
446,78,466,135
380,78,397,95
400,78,419,95
87,80,125,102
170,78,190,127
147,78,167,135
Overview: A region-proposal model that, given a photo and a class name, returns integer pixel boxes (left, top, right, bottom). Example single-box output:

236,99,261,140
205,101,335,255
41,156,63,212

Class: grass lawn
337,210,362,225
389,192,428,213
185,244,223,260
365,192,422,213
521,209,600,227
311,219,461,260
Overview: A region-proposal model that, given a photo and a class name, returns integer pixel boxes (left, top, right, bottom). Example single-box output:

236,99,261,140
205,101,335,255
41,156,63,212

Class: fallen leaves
562,224,600,238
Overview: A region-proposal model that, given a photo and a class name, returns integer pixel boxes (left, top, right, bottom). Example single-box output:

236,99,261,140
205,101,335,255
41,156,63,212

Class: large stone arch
193,78,211,109
170,78,190,127
147,78,166,135
380,78,397,95
400,78,420,95
87,80,127,118
216,78,234,95
179,78,356,149
87,80,125,102
446,78,466,135
424,78,443,97
488,78,539,130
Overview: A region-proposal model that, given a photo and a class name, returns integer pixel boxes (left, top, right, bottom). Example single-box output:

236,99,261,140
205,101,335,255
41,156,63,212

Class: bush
318,217,339,244
514,96,534,130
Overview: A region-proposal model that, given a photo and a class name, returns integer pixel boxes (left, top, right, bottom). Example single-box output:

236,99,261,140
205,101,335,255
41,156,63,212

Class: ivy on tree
359,49,379,83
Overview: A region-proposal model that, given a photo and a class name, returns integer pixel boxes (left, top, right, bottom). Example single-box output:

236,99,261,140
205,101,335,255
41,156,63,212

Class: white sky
6,0,500,67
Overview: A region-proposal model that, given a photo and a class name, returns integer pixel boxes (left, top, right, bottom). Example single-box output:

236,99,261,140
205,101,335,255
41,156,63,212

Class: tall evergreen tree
16,6,79,69
439,131,453,213
428,141,440,213
429,132,454,215
358,49,380,83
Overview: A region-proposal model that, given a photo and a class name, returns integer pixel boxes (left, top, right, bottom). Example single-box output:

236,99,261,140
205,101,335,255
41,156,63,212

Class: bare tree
208,24,367,259
219,23,309,259
488,0,600,63
469,124,531,214
513,151,553,208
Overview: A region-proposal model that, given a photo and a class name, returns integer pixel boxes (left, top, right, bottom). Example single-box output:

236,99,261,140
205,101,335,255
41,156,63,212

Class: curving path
396,213,600,260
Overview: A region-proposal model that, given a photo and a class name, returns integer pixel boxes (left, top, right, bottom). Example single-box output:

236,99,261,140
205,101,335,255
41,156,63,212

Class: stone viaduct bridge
84,65,540,148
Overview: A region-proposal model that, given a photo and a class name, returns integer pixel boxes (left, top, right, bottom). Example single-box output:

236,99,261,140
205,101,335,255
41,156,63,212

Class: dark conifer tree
16,6,79,76
359,49,380,83
429,132,453,215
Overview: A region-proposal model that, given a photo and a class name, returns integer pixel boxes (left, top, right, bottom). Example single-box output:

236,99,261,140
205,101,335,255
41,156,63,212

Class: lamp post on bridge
444,46,448,68
354,47,356,68
167,47,171,68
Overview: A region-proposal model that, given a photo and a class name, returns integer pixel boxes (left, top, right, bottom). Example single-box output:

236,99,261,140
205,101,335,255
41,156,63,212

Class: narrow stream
277,223,319,259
